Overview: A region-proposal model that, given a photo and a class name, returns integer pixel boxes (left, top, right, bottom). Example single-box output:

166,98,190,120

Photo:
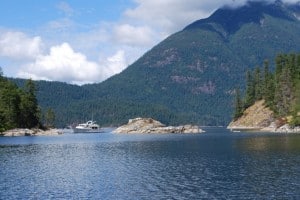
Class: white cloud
17,43,128,85
18,43,100,85
124,0,217,33
124,0,300,34
2,0,300,84
112,24,155,46
100,50,128,76
0,31,42,60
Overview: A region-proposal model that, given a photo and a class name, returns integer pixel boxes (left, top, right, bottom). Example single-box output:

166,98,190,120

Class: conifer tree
233,87,243,120
244,70,255,109
275,54,284,77
262,60,275,108
273,55,294,116
19,79,40,128
289,54,296,81
297,54,300,79
262,60,269,98
254,67,262,100
45,108,55,128
0,81,21,129
235,53,300,126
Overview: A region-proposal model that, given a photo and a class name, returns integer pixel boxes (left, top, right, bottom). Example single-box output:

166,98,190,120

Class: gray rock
275,124,300,133
1,128,63,137
113,118,204,134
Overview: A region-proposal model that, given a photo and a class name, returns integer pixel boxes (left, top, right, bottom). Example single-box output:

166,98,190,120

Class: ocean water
0,128,300,199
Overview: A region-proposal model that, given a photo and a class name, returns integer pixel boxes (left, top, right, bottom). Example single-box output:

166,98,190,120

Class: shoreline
228,124,300,134
0,128,63,137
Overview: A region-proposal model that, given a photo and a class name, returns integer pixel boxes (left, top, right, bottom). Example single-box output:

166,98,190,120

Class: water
1,128,300,199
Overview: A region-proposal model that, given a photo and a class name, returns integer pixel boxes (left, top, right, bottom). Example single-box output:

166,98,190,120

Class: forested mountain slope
12,1,300,127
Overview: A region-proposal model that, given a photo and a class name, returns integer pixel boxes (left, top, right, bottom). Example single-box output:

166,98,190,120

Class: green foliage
236,53,300,125
254,67,263,101
262,60,275,108
19,79,41,128
0,81,21,129
244,70,255,109
0,77,41,131
233,87,243,120
44,108,55,128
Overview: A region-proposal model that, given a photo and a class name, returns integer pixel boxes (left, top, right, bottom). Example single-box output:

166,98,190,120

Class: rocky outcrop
228,100,274,130
228,100,300,133
261,123,300,133
0,128,63,137
113,118,204,134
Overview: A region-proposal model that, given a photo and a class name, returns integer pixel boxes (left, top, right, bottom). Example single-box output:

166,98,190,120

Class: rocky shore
113,117,204,134
0,128,63,137
228,100,300,133
228,124,300,133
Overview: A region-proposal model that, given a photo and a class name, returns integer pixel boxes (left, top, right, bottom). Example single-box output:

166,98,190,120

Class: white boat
73,120,102,133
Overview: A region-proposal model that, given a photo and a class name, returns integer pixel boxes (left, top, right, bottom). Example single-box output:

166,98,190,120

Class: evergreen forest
234,53,300,126
0,68,42,132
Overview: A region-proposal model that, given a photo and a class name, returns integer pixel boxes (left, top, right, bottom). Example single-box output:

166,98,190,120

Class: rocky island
0,128,63,137
113,118,204,134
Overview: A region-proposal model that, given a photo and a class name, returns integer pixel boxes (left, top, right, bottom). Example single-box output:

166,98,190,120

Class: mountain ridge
12,1,300,127
184,1,298,35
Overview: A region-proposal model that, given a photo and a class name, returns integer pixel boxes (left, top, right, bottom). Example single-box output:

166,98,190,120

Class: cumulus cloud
18,43,99,84
112,24,155,46
100,50,128,76
125,0,300,34
124,0,220,33
0,31,42,60
3,0,300,84
17,43,128,85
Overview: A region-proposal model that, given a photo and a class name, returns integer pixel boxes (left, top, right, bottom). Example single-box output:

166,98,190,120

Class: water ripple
1,129,300,199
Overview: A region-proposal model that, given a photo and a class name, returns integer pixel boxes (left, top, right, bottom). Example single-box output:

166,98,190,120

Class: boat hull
73,120,102,133
73,128,103,133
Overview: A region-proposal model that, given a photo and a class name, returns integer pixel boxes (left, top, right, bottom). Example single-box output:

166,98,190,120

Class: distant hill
12,1,300,127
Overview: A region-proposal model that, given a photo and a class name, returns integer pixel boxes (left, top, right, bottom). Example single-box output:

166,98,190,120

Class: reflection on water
233,134,300,199
236,134,300,152
0,128,300,199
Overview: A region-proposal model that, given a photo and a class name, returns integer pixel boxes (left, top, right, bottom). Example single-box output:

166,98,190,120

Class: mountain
13,1,300,127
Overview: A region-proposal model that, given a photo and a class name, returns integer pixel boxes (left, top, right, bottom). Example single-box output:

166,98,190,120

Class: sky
0,0,299,85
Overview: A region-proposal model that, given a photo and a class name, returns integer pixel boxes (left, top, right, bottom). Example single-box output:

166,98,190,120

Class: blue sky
0,0,298,85
0,1,132,28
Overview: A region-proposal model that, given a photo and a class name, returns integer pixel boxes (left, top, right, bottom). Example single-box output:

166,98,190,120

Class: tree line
234,53,300,126
0,68,55,132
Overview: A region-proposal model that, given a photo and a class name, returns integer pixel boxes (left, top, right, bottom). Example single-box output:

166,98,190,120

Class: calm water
1,128,300,199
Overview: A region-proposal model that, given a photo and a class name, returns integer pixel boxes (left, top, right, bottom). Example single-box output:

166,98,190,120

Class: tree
297,54,300,79
235,53,300,126
244,70,255,109
262,60,270,98
0,76,43,131
233,87,243,120
19,79,41,128
262,60,275,108
0,80,21,130
254,67,262,100
273,56,294,116
45,108,55,128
